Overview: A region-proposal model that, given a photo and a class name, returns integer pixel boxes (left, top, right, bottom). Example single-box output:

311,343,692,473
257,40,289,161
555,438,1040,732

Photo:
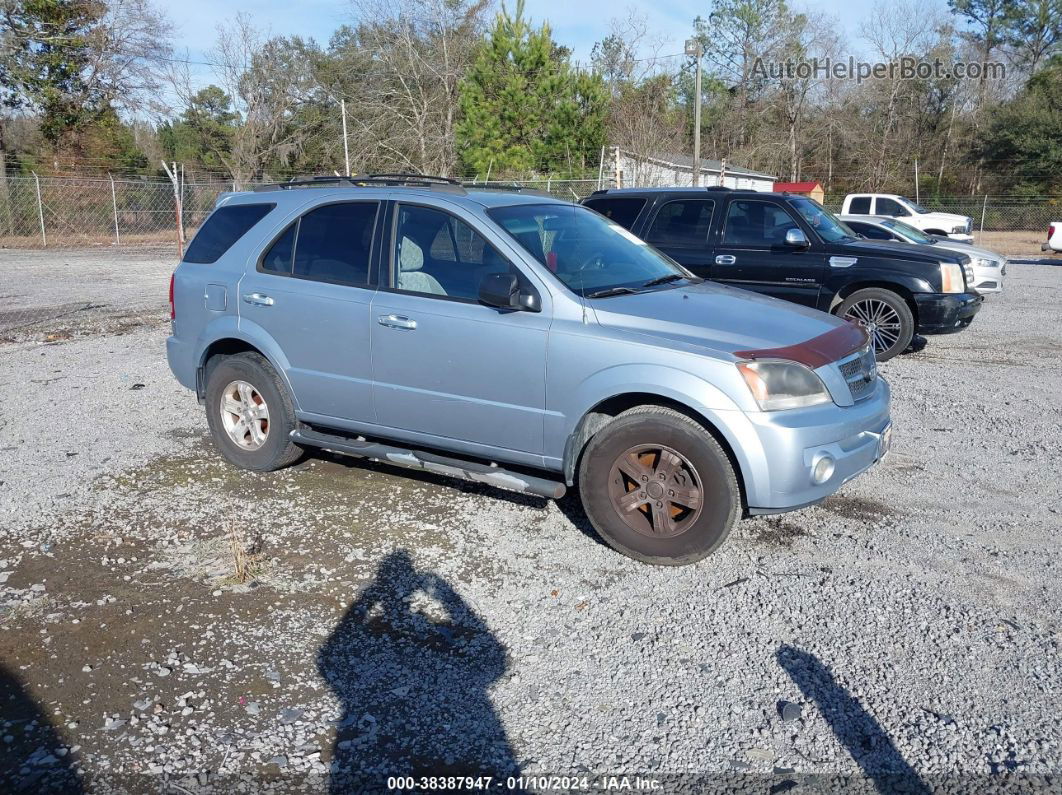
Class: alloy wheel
844,299,902,355
220,380,270,450
607,444,703,538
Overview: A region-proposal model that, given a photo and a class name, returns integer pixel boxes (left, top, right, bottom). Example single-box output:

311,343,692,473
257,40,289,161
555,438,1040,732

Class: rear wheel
577,406,740,565
204,352,303,471
835,288,914,362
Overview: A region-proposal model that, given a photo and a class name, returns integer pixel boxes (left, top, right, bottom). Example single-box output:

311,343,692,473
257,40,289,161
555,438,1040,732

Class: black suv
583,187,983,360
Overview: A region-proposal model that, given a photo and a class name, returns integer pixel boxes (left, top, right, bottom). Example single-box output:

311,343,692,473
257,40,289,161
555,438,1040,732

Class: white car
841,193,973,243
840,215,1006,293
1043,222,1062,253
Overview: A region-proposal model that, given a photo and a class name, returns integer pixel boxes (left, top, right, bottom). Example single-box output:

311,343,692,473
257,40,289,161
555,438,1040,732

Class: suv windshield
788,197,856,244
488,203,696,296
883,218,934,244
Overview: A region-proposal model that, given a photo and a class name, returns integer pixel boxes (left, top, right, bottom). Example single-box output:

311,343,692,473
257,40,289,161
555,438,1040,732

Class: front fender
556,363,764,495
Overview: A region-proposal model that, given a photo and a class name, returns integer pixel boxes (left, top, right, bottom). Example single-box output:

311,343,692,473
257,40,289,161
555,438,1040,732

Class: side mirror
478,272,540,312
785,228,810,248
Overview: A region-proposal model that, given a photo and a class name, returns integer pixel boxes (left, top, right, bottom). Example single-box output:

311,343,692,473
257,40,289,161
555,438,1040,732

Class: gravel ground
1,251,1061,793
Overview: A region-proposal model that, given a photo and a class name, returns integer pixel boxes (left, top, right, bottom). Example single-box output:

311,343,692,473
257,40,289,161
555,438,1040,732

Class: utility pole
685,38,704,186
914,158,920,204
340,99,351,177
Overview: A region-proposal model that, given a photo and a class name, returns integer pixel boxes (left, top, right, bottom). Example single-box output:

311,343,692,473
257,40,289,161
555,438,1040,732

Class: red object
734,321,868,368
777,181,824,192
773,181,822,193
169,273,175,320
546,251,558,272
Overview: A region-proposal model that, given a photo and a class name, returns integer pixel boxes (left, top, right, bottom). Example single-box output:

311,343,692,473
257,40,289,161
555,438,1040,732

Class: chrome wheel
219,380,270,450
607,444,703,539
845,299,902,356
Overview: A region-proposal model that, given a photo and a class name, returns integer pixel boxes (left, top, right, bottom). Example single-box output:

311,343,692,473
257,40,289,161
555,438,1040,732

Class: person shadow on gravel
318,550,520,791
0,662,82,793
777,645,929,794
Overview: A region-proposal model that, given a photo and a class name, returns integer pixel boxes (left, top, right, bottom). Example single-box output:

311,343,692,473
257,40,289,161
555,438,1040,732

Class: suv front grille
838,346,878,401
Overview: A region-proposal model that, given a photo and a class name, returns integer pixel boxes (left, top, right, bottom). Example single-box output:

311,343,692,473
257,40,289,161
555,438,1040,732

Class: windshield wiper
640,273,687,289
585,286,641,299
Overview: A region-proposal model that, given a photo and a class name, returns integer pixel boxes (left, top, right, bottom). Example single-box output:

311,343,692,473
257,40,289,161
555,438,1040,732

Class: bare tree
344,0,492,176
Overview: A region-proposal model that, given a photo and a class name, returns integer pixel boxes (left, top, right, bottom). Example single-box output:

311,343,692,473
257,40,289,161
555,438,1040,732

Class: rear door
238,200,380,423
639,198,717,276
710,198,825,306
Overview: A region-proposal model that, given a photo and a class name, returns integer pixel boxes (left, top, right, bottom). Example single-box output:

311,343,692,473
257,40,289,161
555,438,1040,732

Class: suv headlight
951,224,967,234
940,262,965,293
974,256,998,269
737,360,832,411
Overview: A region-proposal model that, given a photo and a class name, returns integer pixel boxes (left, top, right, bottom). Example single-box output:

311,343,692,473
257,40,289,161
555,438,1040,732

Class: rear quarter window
183,203,275,264
848,196,872,214
583,197,647,230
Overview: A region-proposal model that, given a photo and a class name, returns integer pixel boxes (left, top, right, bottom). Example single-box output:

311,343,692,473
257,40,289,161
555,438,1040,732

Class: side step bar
290,427,567,500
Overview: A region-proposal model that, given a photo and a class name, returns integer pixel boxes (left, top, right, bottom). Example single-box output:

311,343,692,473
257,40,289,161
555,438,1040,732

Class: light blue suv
167,175,891,565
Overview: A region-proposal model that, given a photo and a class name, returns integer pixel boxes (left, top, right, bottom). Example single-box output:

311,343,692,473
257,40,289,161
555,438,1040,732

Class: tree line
1,0,1059,195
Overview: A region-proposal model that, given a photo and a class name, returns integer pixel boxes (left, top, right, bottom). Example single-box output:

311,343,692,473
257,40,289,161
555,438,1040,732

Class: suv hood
921,211,969,224
842,239,966,264
590,281,855,360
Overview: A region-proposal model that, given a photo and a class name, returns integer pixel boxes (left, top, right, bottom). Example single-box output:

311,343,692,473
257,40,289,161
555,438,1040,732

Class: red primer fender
734,321,868,368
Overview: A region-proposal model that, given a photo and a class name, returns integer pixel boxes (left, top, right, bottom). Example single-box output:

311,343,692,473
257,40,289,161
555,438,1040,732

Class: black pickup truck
582,187,983,360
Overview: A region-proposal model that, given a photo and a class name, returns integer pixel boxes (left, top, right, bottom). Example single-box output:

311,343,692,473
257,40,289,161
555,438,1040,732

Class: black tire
204,352,303,472
835,288,915,362
577,406,740,566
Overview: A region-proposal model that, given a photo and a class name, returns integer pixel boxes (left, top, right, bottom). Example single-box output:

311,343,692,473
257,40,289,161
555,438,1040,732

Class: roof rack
462,181,552,197
252,173,466,193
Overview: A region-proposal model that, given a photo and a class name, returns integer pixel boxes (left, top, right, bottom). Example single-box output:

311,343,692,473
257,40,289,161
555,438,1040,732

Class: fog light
811,454,835,485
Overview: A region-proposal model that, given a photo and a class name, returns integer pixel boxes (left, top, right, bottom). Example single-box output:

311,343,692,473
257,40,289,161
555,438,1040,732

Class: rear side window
645,200,715,246
848,196,871,214
583,198,646,230
184,203,274,264
259,202,378,287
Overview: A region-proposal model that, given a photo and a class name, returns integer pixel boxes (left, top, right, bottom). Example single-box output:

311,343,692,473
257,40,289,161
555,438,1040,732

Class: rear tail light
169,273,175,320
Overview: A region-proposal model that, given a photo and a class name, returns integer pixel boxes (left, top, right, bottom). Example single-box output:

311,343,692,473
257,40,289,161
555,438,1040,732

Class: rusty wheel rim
607,444,703,539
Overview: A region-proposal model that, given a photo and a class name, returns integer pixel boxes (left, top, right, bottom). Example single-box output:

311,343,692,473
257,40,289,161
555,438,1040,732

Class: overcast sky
167,0,958,89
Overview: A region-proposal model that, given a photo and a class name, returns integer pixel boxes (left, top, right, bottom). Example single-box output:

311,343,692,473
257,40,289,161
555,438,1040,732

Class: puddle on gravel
749,516,810,548
818,495,895,523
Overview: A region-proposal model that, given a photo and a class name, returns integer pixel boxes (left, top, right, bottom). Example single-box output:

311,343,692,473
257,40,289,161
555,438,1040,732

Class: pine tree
456,0,607,178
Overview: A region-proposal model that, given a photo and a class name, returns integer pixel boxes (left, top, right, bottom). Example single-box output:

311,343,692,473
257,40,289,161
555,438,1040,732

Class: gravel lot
1,249,1061,792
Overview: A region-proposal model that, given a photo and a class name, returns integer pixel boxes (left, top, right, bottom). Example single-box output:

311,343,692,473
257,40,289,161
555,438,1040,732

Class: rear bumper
914,292,983,335
741,379,891,513
166,335,197,391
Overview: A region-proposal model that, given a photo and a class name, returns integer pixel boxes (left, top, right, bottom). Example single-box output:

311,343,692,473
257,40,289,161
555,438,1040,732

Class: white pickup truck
841,194,973,244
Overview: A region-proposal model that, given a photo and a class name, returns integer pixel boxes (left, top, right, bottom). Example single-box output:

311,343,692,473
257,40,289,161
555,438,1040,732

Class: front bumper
947,233,974,244
740,379,891,513
913,291,983,335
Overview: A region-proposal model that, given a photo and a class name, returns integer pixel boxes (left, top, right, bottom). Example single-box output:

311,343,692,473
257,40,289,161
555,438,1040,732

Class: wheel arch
195,322,295,406
826,280,919,323
562,391,749,512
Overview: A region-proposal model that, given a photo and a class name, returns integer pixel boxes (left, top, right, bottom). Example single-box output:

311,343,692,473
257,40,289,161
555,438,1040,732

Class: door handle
715,255,736,265
378,314,417,330
242,292,274,307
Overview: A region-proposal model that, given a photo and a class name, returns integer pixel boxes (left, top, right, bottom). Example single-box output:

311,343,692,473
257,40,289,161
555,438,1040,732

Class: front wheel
577,406,740,565
835,288,914,362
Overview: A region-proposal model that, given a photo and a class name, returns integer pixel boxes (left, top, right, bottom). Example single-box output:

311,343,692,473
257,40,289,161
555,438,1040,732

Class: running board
290,427,566,500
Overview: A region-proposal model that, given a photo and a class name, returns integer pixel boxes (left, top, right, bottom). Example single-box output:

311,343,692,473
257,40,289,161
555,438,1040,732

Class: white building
616,150,776,192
